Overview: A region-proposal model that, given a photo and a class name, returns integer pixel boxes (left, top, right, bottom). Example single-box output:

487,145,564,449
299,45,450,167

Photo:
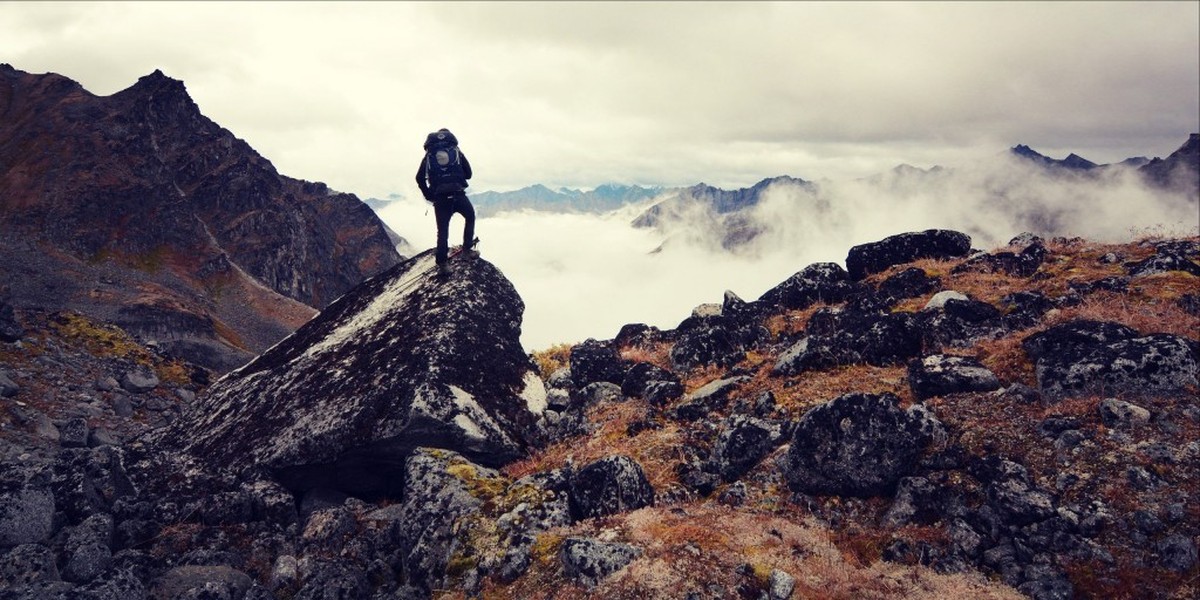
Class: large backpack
423,129,468,195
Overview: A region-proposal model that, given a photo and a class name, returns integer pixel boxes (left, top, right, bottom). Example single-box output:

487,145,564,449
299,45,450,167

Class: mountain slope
0,65,402,370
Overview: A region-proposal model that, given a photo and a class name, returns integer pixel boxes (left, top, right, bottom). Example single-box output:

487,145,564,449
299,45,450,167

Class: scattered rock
767,568,797,600
1023,321,1198,396
59,417,91,448
0,300,23,343
846,229,972,281
1098,398,1151,430
0,371,18,398
710,414,786,482
621,362,679,398
757,262,861,311
1157,533,1198,572
924,290,969,310
0,543,59,586
569,455,654,520
571,338,626,388
559,537,641,589
877,267,941,303
149,565,254,600
0,486,55,546
120,370,159,394
784,392,945,497
907,354,1002,400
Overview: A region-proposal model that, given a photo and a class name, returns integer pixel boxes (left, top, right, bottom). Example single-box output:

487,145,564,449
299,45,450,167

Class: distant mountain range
446,136,1198,253
0,65,401,370
468,183,665,217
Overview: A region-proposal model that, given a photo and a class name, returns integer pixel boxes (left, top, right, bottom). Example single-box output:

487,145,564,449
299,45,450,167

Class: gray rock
559,537,641,588
711,414,786,482
784,392,945,497
644,380,684,406
987,478,1055,526
569,455,655,520
924,290,970,310
62,513,114,583
757,262,860,311
110,395,134,418
0,371,18,398
174,388,195,403
1098,398,1151,430
120,370,159,394
59,417,90,448
767,568,796,600
0,543,60,586
578,381,623,407
95,376,120,392
907,354,1002,400
0,486,55,546
570,338,626,388
149,565,253,600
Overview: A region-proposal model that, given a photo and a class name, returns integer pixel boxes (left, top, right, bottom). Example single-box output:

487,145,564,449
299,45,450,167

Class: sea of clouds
376,154,1197,351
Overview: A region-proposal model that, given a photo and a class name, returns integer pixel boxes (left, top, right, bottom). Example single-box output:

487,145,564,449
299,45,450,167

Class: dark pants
433,193,475,264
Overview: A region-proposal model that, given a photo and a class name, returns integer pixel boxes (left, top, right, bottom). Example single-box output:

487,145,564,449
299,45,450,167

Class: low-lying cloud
377,156,1197,351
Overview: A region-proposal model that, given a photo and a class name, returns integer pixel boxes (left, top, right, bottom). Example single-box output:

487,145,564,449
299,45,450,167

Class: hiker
416,128,476,274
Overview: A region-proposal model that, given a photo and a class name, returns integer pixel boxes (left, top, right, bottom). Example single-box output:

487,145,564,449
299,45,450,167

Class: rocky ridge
0,65,402,371
1,229,1197,600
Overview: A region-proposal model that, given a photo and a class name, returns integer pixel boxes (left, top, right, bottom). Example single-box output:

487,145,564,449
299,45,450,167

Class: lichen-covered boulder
710,414,787,482
569,455,654,520
907,354,1002,400
570,338,627,388
156,251,547,498
784,392,945,497
845,230,972,281
559,537,642,589
756,262,861,311
1023,320,1198,397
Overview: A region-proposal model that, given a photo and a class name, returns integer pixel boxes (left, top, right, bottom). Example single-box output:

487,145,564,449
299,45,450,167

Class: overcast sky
3,1,1198,198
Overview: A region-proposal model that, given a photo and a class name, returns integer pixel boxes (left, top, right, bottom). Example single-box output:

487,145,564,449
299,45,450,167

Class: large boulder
1022,320,1198,397
570,338,627,388
846,230,972,281
559,537,642,589
756,262,861,311
907,354,1002,400
784,392,945,497
773,312,923,375
156,251,547,498
569,455,655,520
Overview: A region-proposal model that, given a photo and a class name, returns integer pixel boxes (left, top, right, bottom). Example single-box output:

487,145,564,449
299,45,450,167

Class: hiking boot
437,261,451,276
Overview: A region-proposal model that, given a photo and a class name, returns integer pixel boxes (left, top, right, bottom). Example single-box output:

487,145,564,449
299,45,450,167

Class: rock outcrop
157,251,546,498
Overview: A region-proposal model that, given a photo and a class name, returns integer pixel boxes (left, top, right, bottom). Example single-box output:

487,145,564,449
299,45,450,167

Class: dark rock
149,565,254,600
157,252,546,498
952,242,1048,277
999,291,1057,330
620,363,679,398
670,376,749,420
59,417,90,449
578,382,623,407
846,230,972,281
0,300,22,342
757,262,861,310
710,414,786,482
1126,252,1200,278
717,482,747,506
643,380,684,406
877,267,941,303
62,513,114,583
774,312,923,375
614,323,666,348
1098,398,1151,430
987,478,1056,526
1038,417,1083,438
882,476,947,527
569,455,655,520
1157,533,1198,572
1033,332,1198,397
1017,566,1074,600
0,543,59,586
571,338,627,388
767,568,797,600
677,461,720,497
559,537,642,589
669,312,762,371
0,371,18,398
784,392,946,497
1068,276,1130,295
0,485,55,547
119,370,159,394
1021,320,1139,361
907,354,1002,400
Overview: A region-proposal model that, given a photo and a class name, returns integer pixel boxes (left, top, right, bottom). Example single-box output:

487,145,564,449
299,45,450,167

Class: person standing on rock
416,128,476,275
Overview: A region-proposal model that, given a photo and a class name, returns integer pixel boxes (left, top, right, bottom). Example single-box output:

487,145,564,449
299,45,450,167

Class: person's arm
460,152,472,181
415,158,431,199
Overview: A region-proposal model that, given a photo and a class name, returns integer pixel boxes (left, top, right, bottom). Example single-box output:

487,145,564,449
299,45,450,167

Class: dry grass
618,341,673,372
532,343,574,380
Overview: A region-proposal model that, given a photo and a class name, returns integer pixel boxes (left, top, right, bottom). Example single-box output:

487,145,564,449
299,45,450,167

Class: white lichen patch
301,254,435,362
454,414,485,442
520,371,548,415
